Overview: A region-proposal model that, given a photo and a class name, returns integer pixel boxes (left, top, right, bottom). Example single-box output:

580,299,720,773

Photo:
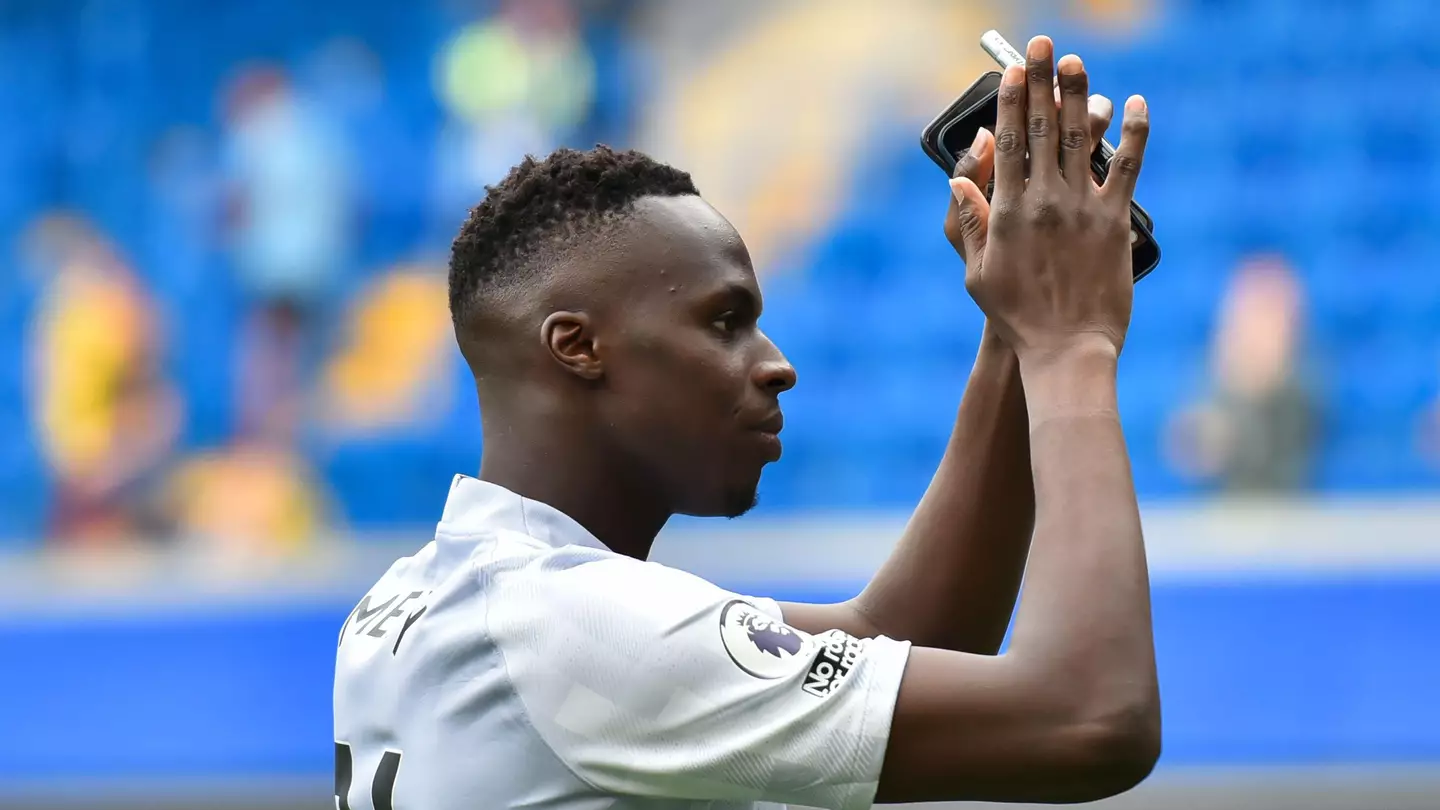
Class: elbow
1095,718,1161,796
1064,701,1162,802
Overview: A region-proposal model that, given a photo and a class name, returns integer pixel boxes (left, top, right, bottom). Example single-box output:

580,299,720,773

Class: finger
1102,94,1150,203
951,127,996,191
1088,94,1114,148
948,176,990,274
1059,85,1113,137
1024,35,1059,185
992,64,1028,201
1056,54,1091,190
1086,95,1115,191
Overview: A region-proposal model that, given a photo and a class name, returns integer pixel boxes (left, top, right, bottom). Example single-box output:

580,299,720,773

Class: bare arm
854,333,1031,653
790,39,1158,804
878,342,1157,803
781,87,1117,656
783,331,1034,654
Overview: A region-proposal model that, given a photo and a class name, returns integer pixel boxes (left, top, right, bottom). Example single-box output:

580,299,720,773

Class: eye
712,311,740,336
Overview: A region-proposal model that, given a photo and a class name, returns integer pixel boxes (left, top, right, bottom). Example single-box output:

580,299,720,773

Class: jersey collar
437,475,611,552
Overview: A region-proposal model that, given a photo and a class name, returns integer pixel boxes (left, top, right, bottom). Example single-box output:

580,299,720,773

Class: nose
753,347,797,395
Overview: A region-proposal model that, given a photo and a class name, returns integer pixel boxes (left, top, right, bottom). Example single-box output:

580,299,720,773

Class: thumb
947,175,990,266
951,127,996,194
944,129,994,261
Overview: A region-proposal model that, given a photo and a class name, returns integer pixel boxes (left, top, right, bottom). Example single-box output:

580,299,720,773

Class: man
335,37,1157,809
26,213,181,545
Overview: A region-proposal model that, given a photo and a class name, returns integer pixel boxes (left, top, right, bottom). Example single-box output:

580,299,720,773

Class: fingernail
1058,54,1083,75
1027,35,1052,60
969,128,988,155
1126,95,1147,113
1003,65,1024,85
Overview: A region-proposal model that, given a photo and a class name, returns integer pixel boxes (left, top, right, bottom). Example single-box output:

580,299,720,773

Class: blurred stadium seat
3,0,1440,527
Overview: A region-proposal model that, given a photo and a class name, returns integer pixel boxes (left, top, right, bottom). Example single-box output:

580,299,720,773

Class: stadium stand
4,0,1440,538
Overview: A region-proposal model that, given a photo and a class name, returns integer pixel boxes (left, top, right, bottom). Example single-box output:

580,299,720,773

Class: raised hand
943,89,1115,265
947,36,1149,361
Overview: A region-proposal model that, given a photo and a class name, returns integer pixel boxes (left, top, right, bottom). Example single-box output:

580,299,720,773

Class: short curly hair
448,145,699,330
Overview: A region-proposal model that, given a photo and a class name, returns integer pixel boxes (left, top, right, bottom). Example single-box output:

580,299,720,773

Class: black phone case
919,73,1002,175
921,71,1161,280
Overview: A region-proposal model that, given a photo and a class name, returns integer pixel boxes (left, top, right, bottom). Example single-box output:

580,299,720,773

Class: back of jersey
334,531,599,810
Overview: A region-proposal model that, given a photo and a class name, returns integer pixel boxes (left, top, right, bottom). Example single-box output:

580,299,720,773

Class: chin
720,485,760,519
679,485,759,520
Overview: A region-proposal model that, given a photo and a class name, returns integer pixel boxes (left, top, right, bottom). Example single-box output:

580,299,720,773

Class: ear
541,311,604,381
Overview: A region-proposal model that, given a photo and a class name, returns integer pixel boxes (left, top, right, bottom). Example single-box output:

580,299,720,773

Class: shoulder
484,551,803,692
487,548,774,624
487,547,695,613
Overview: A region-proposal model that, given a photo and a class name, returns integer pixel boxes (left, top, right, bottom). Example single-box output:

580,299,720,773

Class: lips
750,412,784,461
754,430,783,461
754,412,784,435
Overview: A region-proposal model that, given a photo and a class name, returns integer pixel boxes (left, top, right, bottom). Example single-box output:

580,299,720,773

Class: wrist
1017,337,1120,427
1017,334,1119,372
976,323,1014,366
979,319,1008,351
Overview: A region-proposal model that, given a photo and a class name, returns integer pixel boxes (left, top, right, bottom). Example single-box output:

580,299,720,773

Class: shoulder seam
474,549,607,795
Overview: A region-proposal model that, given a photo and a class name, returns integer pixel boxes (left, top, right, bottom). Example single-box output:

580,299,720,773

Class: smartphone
920,31,1161,281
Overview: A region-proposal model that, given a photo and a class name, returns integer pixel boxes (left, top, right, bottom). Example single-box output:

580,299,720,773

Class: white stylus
980,29,1025,69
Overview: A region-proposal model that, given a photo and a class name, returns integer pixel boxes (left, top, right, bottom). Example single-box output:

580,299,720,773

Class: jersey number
335,742,401,810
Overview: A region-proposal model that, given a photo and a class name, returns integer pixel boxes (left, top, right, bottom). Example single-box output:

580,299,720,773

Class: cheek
622,329,742,396
617,340,746,441
680,347,749,415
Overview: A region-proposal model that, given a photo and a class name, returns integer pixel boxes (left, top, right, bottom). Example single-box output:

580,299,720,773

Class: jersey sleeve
484,554,910,810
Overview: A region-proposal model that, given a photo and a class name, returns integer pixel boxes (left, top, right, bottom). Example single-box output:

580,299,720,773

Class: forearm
850,328,1036,653
1007,343,1158,724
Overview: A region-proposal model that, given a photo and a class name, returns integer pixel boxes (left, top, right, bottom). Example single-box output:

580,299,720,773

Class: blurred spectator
431,0,596,231
221,63,355,444
24,213,181,545
318,261,455,434
158,437,323,558
1165,255,1317,494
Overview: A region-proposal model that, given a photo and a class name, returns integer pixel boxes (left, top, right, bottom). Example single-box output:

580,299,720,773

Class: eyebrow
707,281,760,315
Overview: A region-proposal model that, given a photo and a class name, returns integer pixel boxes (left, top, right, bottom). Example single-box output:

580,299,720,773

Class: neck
477,414,670,560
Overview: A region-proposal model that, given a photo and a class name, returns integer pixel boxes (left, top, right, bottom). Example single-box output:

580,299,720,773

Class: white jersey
333,475,911,810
